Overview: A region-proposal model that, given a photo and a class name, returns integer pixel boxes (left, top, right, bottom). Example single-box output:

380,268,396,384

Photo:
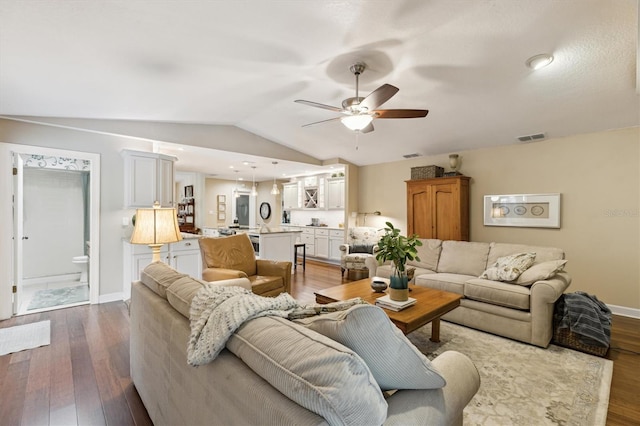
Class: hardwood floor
0,260,638,425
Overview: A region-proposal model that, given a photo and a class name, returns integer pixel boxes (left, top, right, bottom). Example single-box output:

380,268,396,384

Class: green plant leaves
375,221,422,281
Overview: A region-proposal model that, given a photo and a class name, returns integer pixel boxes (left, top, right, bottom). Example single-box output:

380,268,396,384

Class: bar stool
294,243,306,271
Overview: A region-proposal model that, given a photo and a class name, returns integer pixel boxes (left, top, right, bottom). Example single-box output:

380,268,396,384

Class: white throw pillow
513,259,568,286
480,252,536,282
293,304,446,391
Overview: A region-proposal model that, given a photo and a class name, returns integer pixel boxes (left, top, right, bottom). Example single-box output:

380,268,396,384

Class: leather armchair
198,234,292,297
339,226,383,278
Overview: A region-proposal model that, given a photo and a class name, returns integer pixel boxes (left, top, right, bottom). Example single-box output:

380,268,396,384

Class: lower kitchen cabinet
329,229,344,260
314,228,329,259
300,228,315,257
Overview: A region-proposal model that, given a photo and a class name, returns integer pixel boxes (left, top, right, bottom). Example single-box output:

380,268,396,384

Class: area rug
408,322,613,426
0,320,50,356
27,285,89,311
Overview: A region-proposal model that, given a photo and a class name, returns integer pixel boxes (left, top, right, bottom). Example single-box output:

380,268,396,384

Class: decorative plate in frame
484,193,561,228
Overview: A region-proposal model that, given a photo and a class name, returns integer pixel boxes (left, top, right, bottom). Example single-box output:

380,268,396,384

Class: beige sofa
375,240,571,348
130,262,480,426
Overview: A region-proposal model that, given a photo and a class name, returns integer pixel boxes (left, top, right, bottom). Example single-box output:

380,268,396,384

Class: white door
7,145,101,316
12,153,24,314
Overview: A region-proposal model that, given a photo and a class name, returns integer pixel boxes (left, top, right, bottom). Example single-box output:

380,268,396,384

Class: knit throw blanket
187,285,299,366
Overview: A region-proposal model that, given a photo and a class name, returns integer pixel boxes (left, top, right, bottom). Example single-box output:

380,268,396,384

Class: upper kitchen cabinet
326,177,345,209
282,182,300,210
123,150,177,208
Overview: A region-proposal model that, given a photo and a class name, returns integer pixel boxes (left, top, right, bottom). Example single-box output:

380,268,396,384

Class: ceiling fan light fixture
341,114,373,131
526,54,554,70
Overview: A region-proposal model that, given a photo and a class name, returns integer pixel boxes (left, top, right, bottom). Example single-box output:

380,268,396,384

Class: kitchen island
236,226,302,266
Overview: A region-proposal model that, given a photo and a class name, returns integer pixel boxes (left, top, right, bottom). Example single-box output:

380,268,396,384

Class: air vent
517,133,546,142
403,153,422,159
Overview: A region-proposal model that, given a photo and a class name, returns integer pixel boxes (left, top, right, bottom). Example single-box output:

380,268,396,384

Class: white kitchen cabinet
122,238,201,300
282,182,300,210
329,229,344,260
168,239,202,278
303,176,318,188
300,228,315,256
326,178,345,209
314,228,329,259
123,150,177,208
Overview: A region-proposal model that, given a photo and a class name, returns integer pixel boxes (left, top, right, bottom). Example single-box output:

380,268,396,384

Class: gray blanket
187,285,367,366
187,285,299,366
556,291,611,348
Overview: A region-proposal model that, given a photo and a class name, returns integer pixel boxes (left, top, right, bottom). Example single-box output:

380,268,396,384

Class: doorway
236,194,249,227
9,146,100,316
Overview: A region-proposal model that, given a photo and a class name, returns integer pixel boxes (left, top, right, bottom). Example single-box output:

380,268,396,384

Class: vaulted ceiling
1,0,638,179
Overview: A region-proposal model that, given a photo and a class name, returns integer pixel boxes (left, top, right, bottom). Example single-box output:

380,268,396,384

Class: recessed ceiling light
526,54,554,70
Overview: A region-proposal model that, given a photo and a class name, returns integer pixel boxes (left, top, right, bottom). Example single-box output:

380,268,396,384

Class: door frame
0,143,100,317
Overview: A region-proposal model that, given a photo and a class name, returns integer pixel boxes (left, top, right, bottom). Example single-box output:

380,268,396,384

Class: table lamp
130,201,182,262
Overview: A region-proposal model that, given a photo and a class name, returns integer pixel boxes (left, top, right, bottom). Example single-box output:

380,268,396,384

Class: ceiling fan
295,62,428,133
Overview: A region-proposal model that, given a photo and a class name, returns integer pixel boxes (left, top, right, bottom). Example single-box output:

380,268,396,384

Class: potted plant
375,222,422,301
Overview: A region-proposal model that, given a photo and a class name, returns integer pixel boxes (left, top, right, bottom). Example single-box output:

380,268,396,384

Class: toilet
72,255,89,284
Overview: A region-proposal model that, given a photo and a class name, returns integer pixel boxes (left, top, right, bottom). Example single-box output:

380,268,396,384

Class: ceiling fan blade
374,109,429,118
301,116,342,127
294,99,344,112
360,122,375,134
358,84,399,111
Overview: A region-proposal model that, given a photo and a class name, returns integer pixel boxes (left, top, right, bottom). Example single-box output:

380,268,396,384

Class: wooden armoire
406,175,470,241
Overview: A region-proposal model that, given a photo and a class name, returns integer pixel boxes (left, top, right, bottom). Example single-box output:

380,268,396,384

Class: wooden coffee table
314,279,462,341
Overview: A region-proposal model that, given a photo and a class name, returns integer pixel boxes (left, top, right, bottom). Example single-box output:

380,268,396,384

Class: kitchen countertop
239,226,302,235
281,224,345,231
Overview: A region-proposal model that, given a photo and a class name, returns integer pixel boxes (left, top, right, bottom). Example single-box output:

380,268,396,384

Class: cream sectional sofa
375,240,571,348
130,262,480,426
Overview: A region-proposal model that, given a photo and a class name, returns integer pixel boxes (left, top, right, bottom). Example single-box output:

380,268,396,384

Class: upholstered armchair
198,234,292,297
339,226,384,279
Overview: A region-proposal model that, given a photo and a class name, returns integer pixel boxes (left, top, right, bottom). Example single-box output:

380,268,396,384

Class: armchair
339,226,384,279
198,234,292,297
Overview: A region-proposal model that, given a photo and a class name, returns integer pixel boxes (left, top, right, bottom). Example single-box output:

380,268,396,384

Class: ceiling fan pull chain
355,132,359,150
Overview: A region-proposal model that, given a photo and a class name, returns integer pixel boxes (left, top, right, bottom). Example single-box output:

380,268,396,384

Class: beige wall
204,178,283,228
359,127,640,310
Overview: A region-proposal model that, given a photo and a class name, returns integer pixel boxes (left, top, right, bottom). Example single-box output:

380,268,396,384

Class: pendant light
250,166,258,197
270,161,280,195
232,170,240,198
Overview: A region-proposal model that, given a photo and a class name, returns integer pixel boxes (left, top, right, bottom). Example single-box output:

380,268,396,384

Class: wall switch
209,210,214,214
122,217,130,226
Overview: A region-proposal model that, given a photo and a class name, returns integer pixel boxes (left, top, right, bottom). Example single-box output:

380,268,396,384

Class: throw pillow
227,316,387,425
480,252,536,282
513,259,568,286
293,304,446,391
351,244,374,254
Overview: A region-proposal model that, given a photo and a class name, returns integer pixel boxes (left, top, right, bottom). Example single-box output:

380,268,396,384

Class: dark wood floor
0,260,638,425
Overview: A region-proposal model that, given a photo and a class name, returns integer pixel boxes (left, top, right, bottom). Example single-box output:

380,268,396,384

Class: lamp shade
130,203,182,262
131,207,182,245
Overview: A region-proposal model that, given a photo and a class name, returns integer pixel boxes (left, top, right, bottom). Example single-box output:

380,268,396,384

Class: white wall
0,118,152,304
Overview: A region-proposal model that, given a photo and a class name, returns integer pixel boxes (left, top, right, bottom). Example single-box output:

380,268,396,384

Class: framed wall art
184,185,194,198
483,193,561,228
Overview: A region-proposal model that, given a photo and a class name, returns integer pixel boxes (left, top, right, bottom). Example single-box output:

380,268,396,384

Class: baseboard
608,304,640,319
23,273,81,286
98,292,124,304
